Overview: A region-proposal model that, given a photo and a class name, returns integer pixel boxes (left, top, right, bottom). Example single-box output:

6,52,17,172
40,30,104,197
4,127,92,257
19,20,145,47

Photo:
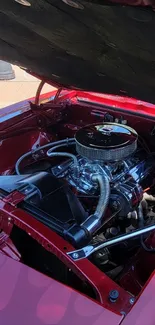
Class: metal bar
67,223,155,261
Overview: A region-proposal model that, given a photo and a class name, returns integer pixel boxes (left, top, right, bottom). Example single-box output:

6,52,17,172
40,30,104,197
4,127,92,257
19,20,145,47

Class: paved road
0,65,55,108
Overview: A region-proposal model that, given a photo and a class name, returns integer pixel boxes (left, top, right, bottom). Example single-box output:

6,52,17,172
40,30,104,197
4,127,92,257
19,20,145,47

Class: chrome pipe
80,173,110,235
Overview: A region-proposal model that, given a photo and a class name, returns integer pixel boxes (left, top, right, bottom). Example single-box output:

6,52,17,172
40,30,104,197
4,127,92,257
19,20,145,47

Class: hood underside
0,0,155,103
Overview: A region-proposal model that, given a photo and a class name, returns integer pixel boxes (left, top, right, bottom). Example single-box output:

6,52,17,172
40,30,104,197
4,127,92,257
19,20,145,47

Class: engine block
52,153,154,214
51,123,155,216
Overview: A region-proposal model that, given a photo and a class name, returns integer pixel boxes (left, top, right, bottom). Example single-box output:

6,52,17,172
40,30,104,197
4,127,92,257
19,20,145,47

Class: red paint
0,197,131,314
0,237,21,261
74,91,155,117
122,272,155,325
0,253,123,325
0,90,155,320
2,191,26,206
119,232,155,296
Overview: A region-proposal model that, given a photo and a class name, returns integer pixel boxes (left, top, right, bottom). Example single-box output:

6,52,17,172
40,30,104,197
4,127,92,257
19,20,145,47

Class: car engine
1,122,155,277
46,123,155,248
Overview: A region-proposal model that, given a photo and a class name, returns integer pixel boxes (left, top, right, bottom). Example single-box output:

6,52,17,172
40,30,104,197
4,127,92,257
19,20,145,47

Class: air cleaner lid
75,123,138,161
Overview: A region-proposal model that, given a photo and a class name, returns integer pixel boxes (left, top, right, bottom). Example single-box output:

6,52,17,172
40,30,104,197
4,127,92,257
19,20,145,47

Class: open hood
0,0,155,103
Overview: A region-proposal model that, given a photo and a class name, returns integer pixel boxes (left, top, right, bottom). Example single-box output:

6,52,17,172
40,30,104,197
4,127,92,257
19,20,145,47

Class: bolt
8,217,12,222
109,290,119,303
120,311,126,316
72,252,79,259
129,297,135,305
109,227,119,236
112,200,120,211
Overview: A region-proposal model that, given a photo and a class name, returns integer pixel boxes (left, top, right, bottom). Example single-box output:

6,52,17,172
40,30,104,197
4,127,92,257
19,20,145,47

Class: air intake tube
65,173,110,247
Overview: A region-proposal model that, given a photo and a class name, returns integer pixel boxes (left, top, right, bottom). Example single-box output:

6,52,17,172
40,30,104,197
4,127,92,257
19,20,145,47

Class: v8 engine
1,121,155,282
1,123,155,254
44,123,155,246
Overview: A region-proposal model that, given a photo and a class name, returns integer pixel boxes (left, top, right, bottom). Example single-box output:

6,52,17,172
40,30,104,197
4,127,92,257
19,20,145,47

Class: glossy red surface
0,253,123,325
0,235,21,261
0,195,132,314
0,90,155,322
119,232,155,296
74,91,155,117
122,271,155,325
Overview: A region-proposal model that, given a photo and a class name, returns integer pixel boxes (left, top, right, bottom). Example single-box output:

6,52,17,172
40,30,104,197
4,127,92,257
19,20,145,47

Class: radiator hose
65,173,110,247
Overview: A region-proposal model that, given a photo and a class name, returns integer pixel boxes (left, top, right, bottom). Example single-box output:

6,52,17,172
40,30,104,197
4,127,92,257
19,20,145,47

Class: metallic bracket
67,223,155,261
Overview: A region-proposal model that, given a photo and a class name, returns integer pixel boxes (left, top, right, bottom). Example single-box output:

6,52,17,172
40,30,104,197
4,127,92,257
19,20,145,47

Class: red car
1,1,155,324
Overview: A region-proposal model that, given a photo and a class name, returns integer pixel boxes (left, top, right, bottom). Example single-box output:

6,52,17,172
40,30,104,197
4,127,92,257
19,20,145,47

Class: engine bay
1,94,155,312
12,122,155,250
